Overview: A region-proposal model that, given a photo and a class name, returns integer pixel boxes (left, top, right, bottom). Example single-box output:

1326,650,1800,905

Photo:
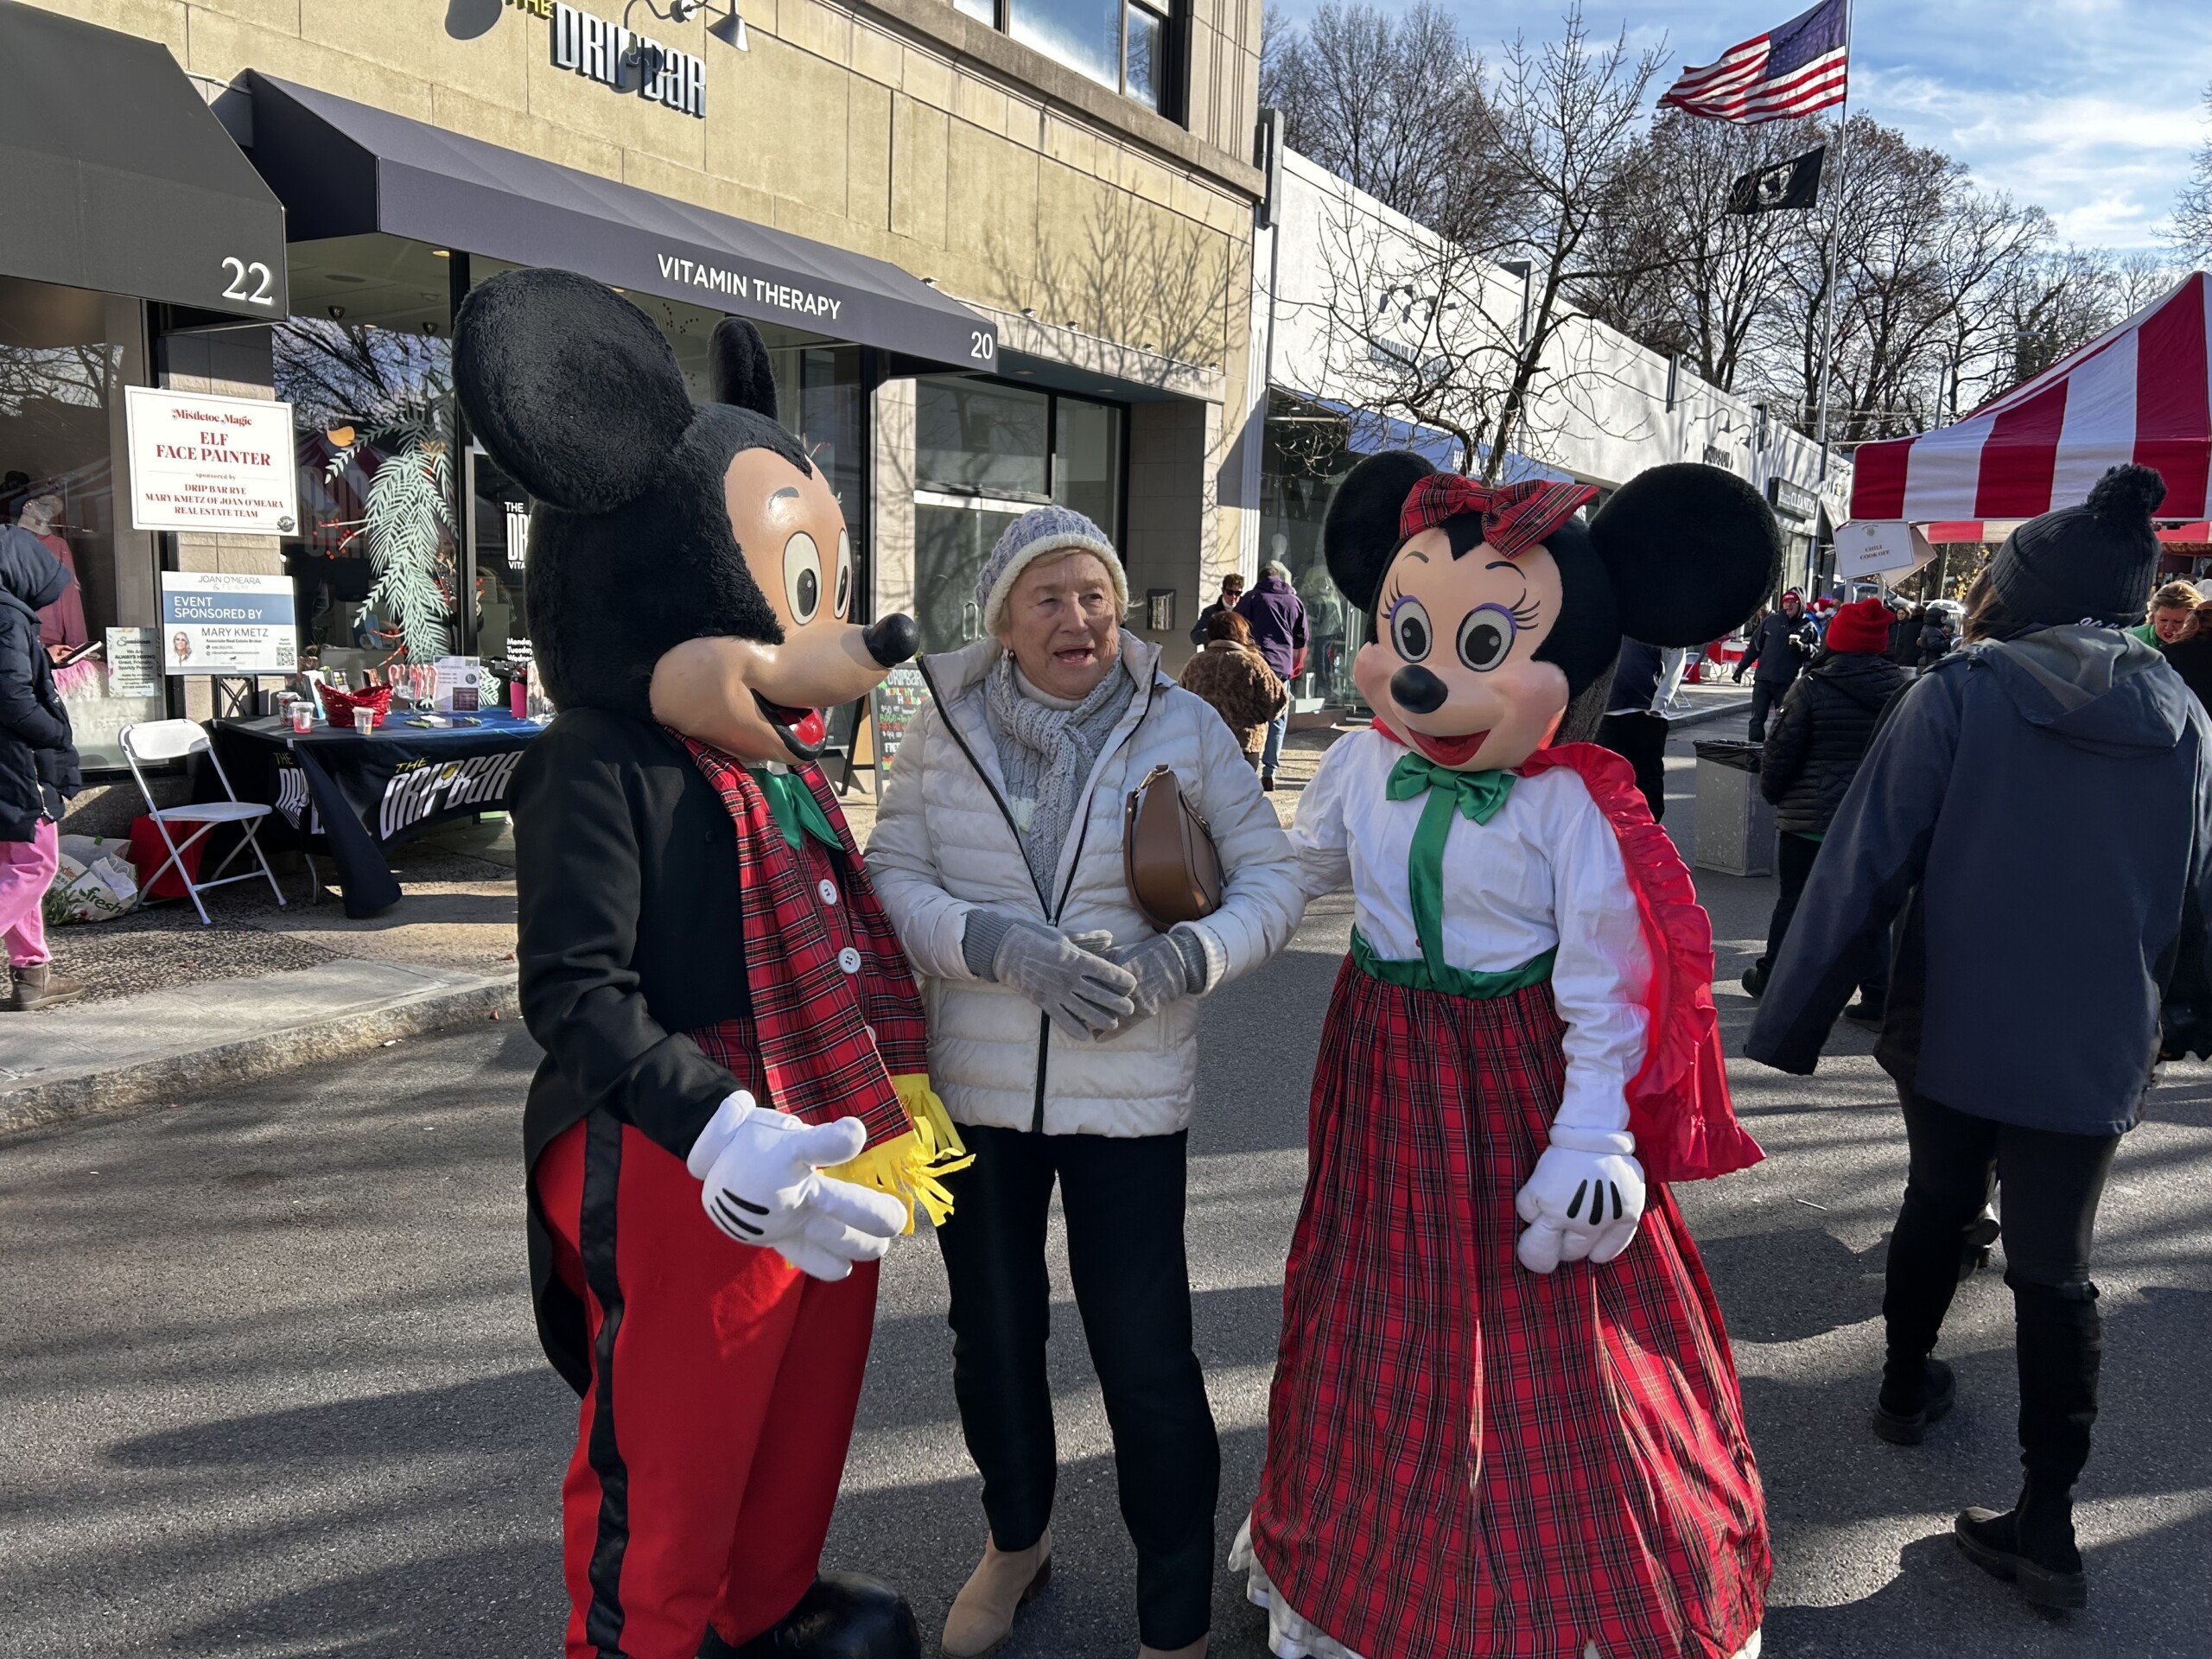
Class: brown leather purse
1123,764,1224,930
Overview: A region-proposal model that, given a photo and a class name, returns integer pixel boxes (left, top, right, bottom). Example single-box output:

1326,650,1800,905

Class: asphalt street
3,715,2208,1657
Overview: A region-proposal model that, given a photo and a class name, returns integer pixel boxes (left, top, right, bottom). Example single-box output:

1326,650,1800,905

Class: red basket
321,683,395,730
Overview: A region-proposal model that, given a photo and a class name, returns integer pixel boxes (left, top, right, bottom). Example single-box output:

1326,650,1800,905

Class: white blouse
1291,727,1651,1133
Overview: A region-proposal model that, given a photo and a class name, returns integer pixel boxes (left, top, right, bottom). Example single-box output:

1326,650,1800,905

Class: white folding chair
119,719,290,925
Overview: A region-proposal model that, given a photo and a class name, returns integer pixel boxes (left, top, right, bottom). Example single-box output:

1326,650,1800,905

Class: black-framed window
912,373,1127,652
957,0,1176,116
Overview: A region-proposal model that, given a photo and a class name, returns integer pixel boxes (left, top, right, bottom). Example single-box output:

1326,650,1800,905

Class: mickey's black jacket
512,704,758,1390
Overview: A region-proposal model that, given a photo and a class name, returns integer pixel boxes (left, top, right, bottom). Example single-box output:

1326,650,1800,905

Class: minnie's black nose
864,613,919,667
1390,664,1449,714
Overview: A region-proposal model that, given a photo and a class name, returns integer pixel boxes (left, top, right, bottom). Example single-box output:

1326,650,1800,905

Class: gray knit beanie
976,505,1128,637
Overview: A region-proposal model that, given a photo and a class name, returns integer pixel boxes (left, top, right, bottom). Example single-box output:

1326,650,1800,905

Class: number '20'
221,257,276,307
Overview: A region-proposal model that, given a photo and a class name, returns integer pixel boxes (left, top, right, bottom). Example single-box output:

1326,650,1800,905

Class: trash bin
1693,740,1777,876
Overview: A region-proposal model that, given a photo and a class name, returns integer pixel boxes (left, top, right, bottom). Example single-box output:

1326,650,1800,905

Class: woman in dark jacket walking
1747,467,2209,1612
0,525,84,1009
1742,596,1904,1016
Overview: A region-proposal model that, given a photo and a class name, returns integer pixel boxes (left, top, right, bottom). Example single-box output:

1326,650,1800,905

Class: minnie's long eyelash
1510,597,1541,626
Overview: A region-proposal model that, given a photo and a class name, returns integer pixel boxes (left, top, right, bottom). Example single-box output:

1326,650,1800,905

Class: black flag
1726,145,1827,215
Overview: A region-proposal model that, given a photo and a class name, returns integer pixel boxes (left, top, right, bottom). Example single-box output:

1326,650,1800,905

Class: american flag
1659,0,1850,125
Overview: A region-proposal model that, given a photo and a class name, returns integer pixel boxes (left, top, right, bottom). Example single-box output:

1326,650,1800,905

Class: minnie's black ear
709,317,778,419
454,268,692,515
1325,450,1433,611
1589,463,1782,646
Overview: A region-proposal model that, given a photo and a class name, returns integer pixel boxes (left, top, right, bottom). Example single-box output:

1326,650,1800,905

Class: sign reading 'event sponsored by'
124,387,301,538
159,572,298,677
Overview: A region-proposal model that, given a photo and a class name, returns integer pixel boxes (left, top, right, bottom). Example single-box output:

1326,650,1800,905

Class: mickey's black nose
864,613,919,667
1390,664,1449,715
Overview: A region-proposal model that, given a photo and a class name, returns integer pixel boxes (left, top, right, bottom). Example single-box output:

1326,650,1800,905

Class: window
0,276,161,770
969,0,1174,113
912,376,1126,653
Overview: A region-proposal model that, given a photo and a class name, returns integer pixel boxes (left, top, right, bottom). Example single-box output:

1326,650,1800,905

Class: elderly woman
1178,607,1286,767
868,506,1303,1659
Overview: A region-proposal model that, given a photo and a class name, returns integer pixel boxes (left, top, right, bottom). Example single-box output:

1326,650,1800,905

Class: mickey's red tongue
790,709,826,748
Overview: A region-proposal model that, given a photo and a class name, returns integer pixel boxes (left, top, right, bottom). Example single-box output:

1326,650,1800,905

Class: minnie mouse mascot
1232,454,1777,1659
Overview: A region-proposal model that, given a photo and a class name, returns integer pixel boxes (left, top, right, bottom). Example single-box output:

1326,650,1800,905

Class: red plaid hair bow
1399,474,1599,558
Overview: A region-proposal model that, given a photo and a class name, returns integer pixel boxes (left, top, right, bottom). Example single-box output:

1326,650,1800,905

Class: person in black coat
1741,597,1904,1015
0,525,83,1010
1747,466,2210,1613
1735,587,1820,741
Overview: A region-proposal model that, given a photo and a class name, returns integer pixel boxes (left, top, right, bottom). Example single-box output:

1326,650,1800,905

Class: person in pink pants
0,525,83,1010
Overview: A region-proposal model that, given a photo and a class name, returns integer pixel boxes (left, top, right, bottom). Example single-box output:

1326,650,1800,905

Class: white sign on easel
124,386,300,537
1834,518,1937,582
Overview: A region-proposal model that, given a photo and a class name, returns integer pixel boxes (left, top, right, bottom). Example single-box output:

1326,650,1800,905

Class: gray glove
964,911,1137,1040
1103,930,1211,1025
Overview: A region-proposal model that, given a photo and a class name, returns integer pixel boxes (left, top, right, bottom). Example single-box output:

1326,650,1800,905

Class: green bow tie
1385,750,1518,983
1385,751,1518,824
755,766,842,855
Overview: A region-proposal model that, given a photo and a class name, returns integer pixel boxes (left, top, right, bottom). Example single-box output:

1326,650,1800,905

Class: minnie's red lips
1407,727,1491,766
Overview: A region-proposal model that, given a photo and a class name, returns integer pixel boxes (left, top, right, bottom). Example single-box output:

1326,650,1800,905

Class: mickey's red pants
536,1113,878,1659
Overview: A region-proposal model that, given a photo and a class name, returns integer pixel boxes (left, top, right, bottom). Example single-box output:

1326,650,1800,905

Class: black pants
1596,710,1669,823
1758,831,1886,1001
1747,677,1788,743
1882,1090,2120,1496
935,1124,1218,1649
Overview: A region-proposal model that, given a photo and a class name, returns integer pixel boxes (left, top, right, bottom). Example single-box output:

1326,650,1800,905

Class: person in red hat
1741,595,1905,1021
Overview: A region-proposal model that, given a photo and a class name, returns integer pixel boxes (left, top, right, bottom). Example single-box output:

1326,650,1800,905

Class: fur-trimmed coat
1179,639,1287,752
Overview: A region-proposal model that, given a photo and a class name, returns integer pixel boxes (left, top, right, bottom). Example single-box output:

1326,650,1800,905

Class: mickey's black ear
1590,463,1782,646
454,268,692,515
709,317,778,419
1325,450,1433,611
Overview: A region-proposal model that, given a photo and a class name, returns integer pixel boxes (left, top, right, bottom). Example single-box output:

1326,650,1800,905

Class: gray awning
0,2,289,318
246,74,995,370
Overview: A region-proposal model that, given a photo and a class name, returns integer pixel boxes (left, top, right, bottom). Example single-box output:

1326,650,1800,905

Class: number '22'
221,257,276,307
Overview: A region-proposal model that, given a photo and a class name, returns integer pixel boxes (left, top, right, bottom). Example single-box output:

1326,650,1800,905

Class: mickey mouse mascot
457,268,965,1659
1231,456,1776,1659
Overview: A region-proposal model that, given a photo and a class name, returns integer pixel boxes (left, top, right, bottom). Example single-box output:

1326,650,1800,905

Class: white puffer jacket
867,635,1304,1136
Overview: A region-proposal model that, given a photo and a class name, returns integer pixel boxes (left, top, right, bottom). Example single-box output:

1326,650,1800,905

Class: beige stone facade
26,0,1266,654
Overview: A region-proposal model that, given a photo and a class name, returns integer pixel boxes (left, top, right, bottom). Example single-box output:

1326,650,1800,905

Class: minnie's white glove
687,1092,907,1281
1513,1125,1645,1274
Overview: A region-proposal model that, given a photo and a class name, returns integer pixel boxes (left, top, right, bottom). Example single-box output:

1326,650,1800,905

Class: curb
0,976,520,1141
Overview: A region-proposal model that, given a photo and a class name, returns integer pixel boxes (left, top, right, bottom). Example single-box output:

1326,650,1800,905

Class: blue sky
1290,0,2212,251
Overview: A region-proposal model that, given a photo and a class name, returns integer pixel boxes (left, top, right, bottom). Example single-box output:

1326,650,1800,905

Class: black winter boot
1955,1486,2087,1610
1872,1356,1956,1446
702,1573,922,1659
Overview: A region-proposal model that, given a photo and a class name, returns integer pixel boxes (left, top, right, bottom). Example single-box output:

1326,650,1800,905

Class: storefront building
1243,144,1852,711
4,0,1265,798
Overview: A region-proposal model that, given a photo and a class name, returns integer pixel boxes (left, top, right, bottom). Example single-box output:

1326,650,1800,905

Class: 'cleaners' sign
124,387,300,538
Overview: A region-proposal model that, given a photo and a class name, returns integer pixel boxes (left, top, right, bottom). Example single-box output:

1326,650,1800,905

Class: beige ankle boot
1137,1639,1208,1659
940,1529,1052,1658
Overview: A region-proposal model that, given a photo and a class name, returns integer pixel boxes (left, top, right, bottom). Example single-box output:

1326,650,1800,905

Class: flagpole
1812,0,1853,486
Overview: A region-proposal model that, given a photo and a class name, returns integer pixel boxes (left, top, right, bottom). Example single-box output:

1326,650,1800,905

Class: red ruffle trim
1518,743,1763,1182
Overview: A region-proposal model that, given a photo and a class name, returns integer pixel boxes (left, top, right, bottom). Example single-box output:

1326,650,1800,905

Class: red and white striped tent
1851,270,2212,540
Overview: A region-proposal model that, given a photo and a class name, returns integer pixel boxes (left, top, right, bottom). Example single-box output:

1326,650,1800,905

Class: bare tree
2174,84,2212,262
1287,7,1662,483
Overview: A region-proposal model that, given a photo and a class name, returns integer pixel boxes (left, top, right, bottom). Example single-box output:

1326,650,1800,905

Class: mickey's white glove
1513,1125,1645,1274
686,1092,907,1281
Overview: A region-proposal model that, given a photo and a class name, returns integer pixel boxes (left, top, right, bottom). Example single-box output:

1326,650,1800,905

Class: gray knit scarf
984,646,1136,898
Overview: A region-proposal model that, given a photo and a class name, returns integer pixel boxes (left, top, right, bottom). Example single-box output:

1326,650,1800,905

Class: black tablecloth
214,711,543,918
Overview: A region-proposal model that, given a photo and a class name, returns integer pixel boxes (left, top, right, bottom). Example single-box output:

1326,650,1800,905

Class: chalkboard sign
869,664,930,772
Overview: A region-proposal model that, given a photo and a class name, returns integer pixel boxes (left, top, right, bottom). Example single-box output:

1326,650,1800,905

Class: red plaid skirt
1249,964,1769,1659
